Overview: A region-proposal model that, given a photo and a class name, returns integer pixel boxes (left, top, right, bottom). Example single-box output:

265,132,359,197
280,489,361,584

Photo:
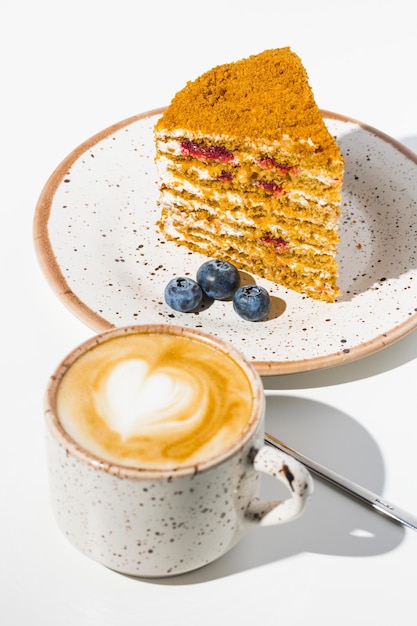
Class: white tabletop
2,1,417,624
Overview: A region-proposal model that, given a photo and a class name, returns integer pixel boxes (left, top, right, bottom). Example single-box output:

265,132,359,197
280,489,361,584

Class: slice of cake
154,47,344,302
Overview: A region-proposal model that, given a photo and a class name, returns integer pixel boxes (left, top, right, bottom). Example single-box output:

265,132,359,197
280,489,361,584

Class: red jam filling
261,236,289,252
256,180,283,196
216,170,233,181
180,140,235,163
256,157,297,175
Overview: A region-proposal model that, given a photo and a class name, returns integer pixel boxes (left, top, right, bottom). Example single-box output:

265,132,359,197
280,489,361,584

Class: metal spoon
264,431,417,532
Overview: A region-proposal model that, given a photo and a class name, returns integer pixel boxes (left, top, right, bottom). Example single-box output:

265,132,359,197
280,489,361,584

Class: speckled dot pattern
35,110,417,374
45,416,312,577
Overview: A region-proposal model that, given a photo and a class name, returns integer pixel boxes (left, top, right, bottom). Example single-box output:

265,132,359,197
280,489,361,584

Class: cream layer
156,166,340,214
158,189,339,231
154,130,344,166
158,192,339,253
155,147,342,187
160,209,337,260
160,217,335,281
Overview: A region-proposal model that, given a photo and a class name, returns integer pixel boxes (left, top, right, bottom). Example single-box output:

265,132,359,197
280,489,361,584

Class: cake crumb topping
156,48,339,162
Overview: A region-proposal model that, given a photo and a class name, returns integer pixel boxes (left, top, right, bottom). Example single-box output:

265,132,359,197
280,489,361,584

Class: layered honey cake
154,47,344,302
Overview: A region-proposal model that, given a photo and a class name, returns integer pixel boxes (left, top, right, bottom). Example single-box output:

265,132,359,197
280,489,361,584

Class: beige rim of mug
45,324,265,479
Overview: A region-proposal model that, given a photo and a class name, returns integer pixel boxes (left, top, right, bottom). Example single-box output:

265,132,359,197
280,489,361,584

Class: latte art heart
94,359,202,440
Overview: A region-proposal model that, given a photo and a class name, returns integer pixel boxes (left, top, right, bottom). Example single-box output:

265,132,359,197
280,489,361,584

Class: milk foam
95,358,204,439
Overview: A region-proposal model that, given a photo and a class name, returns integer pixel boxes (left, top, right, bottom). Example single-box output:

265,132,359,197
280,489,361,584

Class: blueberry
164,277,203,312
233,285,271,321
196,259,240,300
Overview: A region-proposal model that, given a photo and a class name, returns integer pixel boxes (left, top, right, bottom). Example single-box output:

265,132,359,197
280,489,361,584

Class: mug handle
244,445,313,526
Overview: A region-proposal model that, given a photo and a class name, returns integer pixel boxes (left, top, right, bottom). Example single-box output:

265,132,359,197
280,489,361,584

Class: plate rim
33,107,417,376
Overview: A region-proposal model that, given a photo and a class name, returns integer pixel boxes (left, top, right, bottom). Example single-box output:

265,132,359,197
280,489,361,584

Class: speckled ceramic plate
34,108,417,375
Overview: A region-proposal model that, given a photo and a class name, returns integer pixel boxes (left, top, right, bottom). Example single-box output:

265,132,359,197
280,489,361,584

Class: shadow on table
149,396,405,585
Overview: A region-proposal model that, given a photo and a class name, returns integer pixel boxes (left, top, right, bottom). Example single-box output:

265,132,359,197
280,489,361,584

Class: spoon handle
264,432,417,532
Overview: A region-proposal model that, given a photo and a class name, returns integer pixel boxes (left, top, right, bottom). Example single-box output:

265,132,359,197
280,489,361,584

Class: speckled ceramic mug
45,324,313,577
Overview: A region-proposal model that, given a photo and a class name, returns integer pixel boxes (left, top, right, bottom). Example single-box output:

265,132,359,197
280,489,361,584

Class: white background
2,1,417,624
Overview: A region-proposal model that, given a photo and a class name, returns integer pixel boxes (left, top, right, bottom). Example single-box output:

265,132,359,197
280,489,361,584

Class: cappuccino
45,324,312,577
54,325,255,470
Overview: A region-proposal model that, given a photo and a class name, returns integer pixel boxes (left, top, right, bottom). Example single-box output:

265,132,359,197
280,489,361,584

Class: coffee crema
56,330,255,470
